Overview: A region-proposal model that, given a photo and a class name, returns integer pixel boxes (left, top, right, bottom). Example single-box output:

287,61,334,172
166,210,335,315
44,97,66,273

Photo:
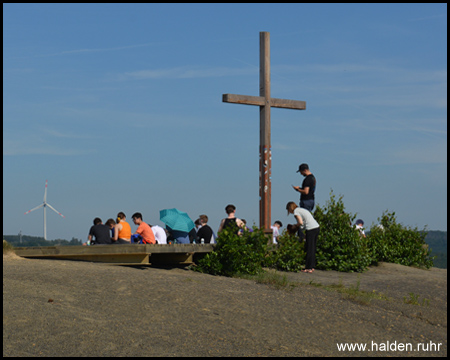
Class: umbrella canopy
159,208,195,233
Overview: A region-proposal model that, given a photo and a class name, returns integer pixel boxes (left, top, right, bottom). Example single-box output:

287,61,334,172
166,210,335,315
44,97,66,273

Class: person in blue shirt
166,225,190,244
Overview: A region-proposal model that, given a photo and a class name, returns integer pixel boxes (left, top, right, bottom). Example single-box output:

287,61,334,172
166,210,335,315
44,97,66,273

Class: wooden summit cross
223,31,306,231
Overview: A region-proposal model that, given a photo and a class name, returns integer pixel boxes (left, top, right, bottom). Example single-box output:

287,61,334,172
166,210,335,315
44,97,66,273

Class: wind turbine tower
24,180,65,240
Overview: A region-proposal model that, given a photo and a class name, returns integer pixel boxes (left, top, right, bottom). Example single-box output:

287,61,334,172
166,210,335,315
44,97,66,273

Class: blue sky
3,3,447,241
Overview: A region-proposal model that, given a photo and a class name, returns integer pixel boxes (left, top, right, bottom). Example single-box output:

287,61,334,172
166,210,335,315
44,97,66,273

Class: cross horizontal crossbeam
223,94,306,110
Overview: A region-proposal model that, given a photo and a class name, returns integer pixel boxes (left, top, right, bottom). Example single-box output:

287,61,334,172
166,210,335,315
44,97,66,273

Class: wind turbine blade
46,203,65,218
24,203,44,215
43,180,48,202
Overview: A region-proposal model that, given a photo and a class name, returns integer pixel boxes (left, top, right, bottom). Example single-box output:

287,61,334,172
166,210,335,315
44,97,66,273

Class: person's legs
310,227,319,269
304,227,319,270
300,199,315,212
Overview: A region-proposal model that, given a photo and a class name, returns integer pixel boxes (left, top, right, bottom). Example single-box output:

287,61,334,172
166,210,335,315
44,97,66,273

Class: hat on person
296,163,309,173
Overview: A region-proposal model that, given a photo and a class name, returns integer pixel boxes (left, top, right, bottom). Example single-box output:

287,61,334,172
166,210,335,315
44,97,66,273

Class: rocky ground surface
3,254,447,357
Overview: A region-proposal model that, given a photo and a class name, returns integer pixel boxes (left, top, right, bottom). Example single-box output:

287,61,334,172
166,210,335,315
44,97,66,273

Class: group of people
87,212,166,245
213,161,322,274
86,162,363,275
86,212,217,246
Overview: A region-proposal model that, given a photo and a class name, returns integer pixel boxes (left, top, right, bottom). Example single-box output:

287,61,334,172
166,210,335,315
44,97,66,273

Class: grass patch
403,292,430,307
3,240,15,254
331,278,389,305
223,269,390,306
305,276,389,306
239,270,297,291
239,271,388,305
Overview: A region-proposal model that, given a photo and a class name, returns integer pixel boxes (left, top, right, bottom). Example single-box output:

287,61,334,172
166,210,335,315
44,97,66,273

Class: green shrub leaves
368,211,434,268
195,224,268,276
195,191,434,277
314,192,372,272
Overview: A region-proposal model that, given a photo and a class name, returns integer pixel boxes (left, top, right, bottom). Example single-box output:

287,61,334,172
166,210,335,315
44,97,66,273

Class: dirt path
3,257,447,357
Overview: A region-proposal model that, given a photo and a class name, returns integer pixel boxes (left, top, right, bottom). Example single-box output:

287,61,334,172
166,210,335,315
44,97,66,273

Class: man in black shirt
196,214,214,244
88,217,113,245
292,163,316,212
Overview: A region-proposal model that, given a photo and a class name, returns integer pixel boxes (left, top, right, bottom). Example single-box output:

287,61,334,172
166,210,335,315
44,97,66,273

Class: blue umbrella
159,208,195,233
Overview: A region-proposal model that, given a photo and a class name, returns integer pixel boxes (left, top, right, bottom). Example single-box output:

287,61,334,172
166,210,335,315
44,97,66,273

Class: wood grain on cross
222,32,306,231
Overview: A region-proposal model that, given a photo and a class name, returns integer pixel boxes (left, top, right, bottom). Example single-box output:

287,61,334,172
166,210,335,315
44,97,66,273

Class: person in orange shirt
113,212,132,244
131,212,156,244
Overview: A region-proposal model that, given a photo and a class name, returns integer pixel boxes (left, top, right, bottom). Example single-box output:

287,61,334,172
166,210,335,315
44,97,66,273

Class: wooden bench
14,244,215,266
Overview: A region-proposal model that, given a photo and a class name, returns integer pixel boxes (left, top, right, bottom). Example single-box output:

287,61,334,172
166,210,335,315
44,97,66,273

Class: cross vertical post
259,32,271,232
222,31,306,231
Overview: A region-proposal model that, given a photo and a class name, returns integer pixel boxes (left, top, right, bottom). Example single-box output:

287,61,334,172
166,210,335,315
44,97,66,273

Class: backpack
131,234,143,244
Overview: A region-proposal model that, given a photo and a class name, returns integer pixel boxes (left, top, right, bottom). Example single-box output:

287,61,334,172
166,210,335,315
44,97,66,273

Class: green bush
367,211,434,268
313,191,372,272
195,224,268,276
194,192,434,277
265,232,306,272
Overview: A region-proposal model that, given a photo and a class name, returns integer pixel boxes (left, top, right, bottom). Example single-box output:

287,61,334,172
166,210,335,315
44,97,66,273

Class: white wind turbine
24,180,65,240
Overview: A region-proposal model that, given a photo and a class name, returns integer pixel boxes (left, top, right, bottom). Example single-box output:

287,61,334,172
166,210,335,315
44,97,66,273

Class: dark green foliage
195,191,436,277
265,232,306,272
424,230,447,252
196,223,306,276
313,191,372,272
424,231,447,269
431,252,447,269
195,224,268,276
367,211,434,269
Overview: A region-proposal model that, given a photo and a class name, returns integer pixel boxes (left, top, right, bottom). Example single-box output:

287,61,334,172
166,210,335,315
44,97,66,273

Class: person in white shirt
271,220,283,244
151,225,167,244
286,201,320,273
354,219,366,238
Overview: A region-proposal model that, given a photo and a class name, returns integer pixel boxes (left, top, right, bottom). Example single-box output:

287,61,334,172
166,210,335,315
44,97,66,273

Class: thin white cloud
274,63,447,112
3,42,161,60
3,130,95,156
44,129,94,139
276,63,447,84
122,66,256,80
35,42,159,58
3,140,94,156
408,14,447,22
390,141,447,165
338,116,447,137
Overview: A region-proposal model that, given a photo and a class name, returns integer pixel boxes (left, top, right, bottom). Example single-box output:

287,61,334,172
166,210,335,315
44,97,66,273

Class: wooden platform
14,244,215,266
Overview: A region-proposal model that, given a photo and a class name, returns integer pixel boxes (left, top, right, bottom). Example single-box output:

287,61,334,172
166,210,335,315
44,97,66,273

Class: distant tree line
423,231,447,269
3,235,83,247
